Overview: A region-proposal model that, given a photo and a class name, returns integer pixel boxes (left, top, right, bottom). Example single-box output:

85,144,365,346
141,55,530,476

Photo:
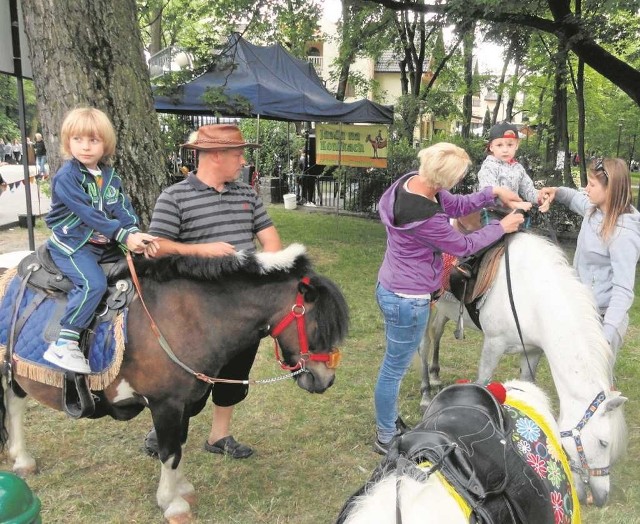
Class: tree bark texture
21,0,167,226
461,23,474,139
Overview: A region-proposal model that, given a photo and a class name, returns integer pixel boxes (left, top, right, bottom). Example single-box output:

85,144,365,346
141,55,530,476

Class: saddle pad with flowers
0,269,126,390
504,399,581,524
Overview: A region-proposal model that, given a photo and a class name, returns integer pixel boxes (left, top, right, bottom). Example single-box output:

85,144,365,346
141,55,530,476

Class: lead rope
125,253,304,385
504,234,535,380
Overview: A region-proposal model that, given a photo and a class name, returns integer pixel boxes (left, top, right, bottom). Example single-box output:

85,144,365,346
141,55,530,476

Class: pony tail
0,376,8,451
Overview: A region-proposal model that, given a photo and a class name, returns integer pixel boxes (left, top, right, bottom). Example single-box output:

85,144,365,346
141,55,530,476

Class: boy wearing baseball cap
478,122,549,211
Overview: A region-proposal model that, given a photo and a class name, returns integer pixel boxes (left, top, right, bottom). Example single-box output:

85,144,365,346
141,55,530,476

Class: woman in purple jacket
373,142,530,454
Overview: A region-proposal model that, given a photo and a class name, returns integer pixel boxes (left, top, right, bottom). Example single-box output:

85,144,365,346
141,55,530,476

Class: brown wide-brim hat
181,124,260,151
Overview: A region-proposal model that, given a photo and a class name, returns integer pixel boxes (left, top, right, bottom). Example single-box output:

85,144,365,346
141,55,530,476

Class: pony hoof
166,512,192,524
182,492,196,507
14,465,38,477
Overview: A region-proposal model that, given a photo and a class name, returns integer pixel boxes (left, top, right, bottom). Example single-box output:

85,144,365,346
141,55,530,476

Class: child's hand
509,201,533,212
493,186,524,208
537,187,556,213
126,232,159,254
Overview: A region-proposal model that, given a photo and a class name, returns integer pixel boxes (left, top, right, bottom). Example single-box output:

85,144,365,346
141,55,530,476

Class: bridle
127,254,340,384
269,276,341,371
560,391,610,484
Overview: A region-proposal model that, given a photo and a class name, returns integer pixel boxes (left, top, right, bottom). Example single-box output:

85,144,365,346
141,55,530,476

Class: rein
503,232,535,379
125,253,336,385
560,391,610,482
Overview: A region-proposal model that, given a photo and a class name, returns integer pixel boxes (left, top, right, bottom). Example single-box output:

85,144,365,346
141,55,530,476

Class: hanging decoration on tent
316,124,388,168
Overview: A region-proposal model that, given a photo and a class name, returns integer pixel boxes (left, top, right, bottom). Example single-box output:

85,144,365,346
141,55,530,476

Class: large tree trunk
461,22,475,139
550,41,572,186
21,0,167,226
492,44,513,125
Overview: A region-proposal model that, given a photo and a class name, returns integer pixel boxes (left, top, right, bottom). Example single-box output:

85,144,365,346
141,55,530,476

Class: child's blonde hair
417,142,471,189
60,107,116,162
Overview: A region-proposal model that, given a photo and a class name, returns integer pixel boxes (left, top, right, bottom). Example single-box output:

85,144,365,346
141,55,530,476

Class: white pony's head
561,390,627,506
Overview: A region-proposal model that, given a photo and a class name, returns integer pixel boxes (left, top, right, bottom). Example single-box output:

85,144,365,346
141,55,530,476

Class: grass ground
1,208,638,523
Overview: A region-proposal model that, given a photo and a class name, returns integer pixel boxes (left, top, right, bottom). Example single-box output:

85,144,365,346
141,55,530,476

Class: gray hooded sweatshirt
556,187,640,348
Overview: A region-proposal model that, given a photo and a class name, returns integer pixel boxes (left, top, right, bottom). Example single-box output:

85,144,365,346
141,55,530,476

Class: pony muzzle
302,347,341,369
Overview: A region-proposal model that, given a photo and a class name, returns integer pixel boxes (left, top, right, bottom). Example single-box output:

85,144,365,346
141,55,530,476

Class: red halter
269,276,341,371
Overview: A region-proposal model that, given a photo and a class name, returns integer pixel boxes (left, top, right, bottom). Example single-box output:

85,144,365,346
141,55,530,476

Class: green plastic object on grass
0,471,41,523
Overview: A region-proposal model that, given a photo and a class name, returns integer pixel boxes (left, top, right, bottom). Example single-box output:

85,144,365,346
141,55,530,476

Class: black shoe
204,435,254,459
143,428,159,457
373,438,390,456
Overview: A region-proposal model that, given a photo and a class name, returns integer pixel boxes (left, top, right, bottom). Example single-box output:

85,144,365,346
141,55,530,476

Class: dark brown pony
0,244,348,522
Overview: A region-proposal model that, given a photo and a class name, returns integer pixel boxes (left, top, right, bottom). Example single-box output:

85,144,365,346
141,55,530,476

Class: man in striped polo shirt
143,124,282,459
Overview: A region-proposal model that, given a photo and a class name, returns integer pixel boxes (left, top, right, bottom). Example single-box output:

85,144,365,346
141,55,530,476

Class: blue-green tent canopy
154,33,393,124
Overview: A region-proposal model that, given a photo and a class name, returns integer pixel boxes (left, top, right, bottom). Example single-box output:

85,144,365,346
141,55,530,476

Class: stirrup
63,371,95,418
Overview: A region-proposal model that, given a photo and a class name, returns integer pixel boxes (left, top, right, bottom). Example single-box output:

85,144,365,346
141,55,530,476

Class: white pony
0,251,33,270
339,380,579,524
419,232,627,506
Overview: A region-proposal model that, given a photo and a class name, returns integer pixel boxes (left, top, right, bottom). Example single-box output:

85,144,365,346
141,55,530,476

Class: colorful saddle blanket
382,383,580,524
0,269,126,390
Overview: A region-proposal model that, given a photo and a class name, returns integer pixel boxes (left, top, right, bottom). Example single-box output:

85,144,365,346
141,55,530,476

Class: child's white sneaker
43,340,91,374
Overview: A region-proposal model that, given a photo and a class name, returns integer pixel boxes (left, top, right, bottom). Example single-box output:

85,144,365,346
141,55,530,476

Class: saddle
8,245,135,418
382,383,553,524
448,207,529,335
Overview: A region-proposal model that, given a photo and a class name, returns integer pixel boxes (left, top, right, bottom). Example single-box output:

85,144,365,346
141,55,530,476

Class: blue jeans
374,283,430,442
36,155,47,175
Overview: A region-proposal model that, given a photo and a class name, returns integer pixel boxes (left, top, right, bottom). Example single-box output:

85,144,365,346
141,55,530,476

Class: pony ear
298,280,319,303
604,394,627,412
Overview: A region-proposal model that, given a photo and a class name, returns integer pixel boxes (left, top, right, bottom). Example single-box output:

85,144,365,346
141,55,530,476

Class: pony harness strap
560,391,610,480
270,276,341,371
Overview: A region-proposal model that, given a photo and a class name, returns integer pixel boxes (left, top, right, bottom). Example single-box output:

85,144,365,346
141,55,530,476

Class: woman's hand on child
126,232,159,254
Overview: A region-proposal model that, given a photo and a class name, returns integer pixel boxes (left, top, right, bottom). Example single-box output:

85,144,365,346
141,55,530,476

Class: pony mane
122,243,311,283
504,379,555,424
608,392,629,463
308,273,350,349
512,233,614,388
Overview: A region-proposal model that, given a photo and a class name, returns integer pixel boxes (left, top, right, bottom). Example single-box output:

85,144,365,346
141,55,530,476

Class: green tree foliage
138,0,322,66
238,119,304,178
0,74,38,140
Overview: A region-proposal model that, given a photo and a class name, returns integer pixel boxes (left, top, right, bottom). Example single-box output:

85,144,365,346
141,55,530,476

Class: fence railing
272,172,394,214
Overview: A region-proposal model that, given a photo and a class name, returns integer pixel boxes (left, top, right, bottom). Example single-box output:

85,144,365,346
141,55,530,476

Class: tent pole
287,122,291,174
255,115,260,177
10,0,35,250
335,123,343,216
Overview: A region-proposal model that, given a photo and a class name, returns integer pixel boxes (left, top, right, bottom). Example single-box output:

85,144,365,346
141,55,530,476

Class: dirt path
0,226,49,254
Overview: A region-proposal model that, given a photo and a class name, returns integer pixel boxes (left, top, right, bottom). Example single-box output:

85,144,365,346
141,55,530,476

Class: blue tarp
153,33,393,124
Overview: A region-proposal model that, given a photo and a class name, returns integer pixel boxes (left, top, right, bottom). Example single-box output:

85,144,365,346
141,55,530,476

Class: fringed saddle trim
0,267,18,302
0,313,126,391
